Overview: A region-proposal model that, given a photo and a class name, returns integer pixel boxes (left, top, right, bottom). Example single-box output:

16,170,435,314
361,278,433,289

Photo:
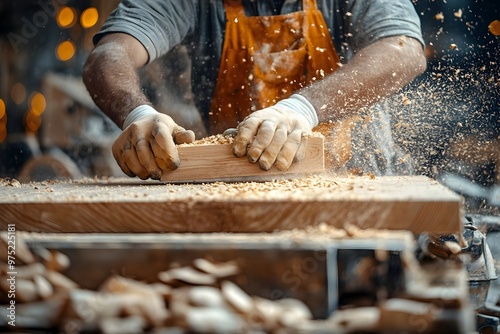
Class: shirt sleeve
347,0,425,53
93,0,198,63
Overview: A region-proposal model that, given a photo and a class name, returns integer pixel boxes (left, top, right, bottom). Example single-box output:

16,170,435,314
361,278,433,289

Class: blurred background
0,0,498,214
0,0,122,181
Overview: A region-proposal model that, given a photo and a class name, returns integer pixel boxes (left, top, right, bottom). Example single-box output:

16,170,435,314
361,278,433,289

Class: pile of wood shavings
178,134,234,147
185,175,347,201
5,231,457,333
205,174,342,191
178,131,324,147
0,178,21,187
0,233,327,333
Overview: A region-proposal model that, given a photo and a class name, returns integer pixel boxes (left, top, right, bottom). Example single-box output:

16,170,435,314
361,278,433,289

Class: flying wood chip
489,20,500,36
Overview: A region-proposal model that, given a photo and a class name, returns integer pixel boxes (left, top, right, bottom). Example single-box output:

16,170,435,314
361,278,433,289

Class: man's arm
301,36,427,122
83,33,194,180
83,33,149,128
233,35,426,171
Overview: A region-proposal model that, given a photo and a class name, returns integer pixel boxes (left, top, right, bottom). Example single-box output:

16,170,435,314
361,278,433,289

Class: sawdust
0,174,454,204
388,5,499,181
178,131,324,147
0,178,21,187
179,134,234,146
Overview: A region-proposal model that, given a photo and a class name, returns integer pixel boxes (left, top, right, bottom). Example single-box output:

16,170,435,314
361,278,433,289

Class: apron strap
224,0,245,21
303,0,318,11
224,0,318,18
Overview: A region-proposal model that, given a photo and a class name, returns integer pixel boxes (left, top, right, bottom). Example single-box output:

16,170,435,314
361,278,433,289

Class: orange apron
210,0,353,167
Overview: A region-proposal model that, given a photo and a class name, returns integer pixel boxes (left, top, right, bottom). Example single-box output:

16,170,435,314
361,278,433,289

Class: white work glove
232,94,318,171
112,105,195,180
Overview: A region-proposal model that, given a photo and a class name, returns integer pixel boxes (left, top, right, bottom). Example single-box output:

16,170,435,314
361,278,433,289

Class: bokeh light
30,92,46,116
56,40,76,61
11,83,26,105
489,20,500,36
0,122,6,143
0,98,6,143
57,6,77,29
80,7,99,29
25,111,42,133
0,98,5,120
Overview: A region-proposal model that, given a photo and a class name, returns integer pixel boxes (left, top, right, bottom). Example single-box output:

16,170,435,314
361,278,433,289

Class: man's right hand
112,105,195,180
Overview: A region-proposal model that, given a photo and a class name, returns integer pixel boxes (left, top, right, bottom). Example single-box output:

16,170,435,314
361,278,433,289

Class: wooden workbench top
0,175,462,234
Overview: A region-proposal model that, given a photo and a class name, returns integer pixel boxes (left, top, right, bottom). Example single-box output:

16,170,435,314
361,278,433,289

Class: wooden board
0,175,462,234
161,136,324,182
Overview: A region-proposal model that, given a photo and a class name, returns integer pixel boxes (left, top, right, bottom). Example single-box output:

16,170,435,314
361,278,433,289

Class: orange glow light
81,7,99,29
30,92,46,115
25,110,42,133
56,40,76,61
0,123,6,143
0,99,5,119
57,6,77,29
11,83,26,105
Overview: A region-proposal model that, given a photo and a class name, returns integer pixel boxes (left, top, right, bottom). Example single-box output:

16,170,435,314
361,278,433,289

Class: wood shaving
178,134,234,147
489,20,500,36
178,131,324,147
1,232,466,333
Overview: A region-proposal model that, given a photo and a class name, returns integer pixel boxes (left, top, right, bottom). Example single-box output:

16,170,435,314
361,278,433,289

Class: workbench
0,175,462,234
0,175,473,332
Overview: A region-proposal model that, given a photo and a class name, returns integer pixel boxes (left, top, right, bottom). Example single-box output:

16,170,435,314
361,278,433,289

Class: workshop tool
416,214,500,333
464,215,500,333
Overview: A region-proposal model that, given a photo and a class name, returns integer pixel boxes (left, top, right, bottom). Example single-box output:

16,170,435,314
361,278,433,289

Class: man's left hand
232,94,318,171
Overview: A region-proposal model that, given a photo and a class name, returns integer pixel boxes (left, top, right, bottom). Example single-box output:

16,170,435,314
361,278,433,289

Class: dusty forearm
300,36,427,123
83,35,150,129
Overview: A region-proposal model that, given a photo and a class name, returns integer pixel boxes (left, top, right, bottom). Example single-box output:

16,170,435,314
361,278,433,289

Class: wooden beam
161,136,325,182
0,175,462,234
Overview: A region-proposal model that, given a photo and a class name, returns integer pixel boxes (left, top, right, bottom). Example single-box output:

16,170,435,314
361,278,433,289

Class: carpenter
83,0,426,180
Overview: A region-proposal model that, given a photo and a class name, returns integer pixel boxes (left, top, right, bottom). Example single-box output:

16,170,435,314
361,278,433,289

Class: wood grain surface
161,136,324,182
0,175,462,234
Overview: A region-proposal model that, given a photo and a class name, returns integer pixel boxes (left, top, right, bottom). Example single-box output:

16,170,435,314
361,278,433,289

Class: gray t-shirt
95,0,424,116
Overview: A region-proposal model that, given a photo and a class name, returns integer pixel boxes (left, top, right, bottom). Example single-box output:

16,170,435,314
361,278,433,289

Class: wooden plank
161,136,324,182
0,175,462,234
